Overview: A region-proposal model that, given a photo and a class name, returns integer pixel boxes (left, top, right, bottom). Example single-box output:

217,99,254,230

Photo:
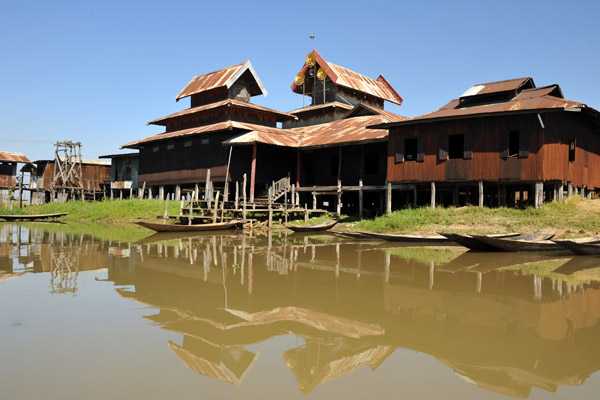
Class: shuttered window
417,137,425,162
519,130,530,158
439,135,449,161
463,133,472,159
395,139,404,163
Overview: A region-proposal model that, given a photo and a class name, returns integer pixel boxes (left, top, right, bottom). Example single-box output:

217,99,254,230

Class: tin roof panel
0,151,30,163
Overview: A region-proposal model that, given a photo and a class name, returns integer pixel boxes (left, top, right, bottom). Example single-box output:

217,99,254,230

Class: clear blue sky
1,0,598,161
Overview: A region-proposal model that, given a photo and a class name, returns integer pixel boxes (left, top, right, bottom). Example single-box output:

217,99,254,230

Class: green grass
352,197,600,238
0,198,180,223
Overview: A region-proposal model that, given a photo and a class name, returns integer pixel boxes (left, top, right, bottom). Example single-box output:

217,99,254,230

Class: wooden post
558,183,564,202
242,173,247,223
194,183,199,201
453,185,459,207
430,182,436,209
284,188,288,224
304,203,308,223
179,198,184,217
159,185,164,201
291,185,295,208
162,197,169,224
175,185,181,201
337,192,342,217
111,189,114,200
296,148,301,187
250,143,257,202
268,187,273,229
478,180,484,207
567,182,573,199
205,169,211,201
148,185,153,199
386,182,392,215
312,192,316,210
139,182,146,199
188,197,193,225
212,191,220,224
235,181,239,210
129,187,132,199
413,186,417,207
18,171,24,208
224,146,233,202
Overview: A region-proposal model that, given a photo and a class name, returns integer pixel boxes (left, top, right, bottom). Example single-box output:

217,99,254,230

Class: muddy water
1,224,600,400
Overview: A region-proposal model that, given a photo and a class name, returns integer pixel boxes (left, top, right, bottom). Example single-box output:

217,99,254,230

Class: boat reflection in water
2,224,600,398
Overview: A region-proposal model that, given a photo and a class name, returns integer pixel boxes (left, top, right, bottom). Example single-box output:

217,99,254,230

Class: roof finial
310,33,315,50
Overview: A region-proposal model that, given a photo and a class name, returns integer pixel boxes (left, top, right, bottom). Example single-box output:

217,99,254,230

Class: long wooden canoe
553,237,600,255
135,220,240,233
438,232,556,251
286,219,338,233
438,232,521,251
471,235,562,252
364,232,449,243
0,212,68,221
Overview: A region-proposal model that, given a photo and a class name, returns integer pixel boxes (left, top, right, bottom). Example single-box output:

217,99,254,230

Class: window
404,138,418,161
153,144,159,152
508,130,520,157
569,139,576,162
448,134,464,159
365,152,379,174
201,138,209,145
184,139,192,147
167,141,175,150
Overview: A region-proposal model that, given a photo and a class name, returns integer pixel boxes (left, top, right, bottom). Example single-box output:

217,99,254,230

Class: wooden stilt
430,182,436,209
268,187,273,229
212,191,220,224
250,143,257,202
304,204,308,223
312,192,316,210
478,180,484,207
242,174,247,223
175,185,181,201
162,197,169,224
235,181,239,210
159,185,164,201
188,197,193,225
386,182,392,214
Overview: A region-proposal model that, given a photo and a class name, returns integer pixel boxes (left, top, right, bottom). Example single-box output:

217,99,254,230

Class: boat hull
0,212,68,221
438,232,520,251
472,235,561,252
287,220,338,232
135,220,240,233
553,240,600,256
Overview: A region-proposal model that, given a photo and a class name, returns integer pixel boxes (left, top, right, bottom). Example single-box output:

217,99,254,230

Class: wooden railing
270,176,291,202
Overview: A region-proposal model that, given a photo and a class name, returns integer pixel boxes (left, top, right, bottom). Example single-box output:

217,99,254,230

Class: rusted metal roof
148,99,295,126
226,106,407,148
288,101,353,115
291,50,403,105
460,77,534,98
176,60,267,101
0,151,30,163
99,153,139,159
370,82,594,129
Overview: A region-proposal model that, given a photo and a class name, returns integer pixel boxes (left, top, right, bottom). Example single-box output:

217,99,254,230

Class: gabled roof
288,101,353,116
460,77,535,98
176,60,267,102
226,103,408,148
148,99,295,126
0,151,30,163
370,81,595,129
291,50,403,105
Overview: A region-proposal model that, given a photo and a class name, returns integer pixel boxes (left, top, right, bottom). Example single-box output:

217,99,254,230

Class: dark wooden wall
34,162,110,191
300,143,387,187
387,112,600,189
0,163,16,188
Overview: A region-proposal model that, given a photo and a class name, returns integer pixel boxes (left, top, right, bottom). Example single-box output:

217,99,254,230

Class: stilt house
374,78,600,208
225,50,407,217
0,151,30,206
121,61,298,201
99,153,139,199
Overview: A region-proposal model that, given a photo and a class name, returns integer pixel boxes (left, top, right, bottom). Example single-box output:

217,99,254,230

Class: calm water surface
1,223,600,399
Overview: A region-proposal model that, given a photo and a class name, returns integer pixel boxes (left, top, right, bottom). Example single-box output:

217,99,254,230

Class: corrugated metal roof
288,101,353,115
460,77,533,98
370,83,592,129
226,105,407,148
0,151,30,163
291,50,403,105
99,153,139,159
148,99,295,126
175,60,267,101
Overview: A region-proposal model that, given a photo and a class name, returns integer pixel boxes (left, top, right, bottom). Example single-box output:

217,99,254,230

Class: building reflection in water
2,223,600,398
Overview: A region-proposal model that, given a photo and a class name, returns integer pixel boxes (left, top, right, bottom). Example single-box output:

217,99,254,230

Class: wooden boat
438,232,555,251
286,219,338,233
0,212,68,221
471,234,562,252
438,232,520,251
553,237,600,256
135,220,240,233
332,231,370,239
363,232,449,243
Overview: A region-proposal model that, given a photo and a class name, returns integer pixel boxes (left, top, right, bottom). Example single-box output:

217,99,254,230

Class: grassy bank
0,199,180,223
350,196,600,238
2,197,600,238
